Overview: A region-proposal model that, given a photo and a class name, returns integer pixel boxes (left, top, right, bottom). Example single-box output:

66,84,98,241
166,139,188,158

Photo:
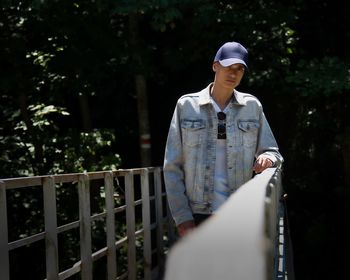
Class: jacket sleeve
163,102,194,226
256,110,284,167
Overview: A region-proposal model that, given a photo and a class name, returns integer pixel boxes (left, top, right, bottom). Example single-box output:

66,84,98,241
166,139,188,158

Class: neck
210,84,234,110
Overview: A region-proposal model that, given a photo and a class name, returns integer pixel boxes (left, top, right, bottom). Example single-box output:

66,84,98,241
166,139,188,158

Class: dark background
1,0,350,279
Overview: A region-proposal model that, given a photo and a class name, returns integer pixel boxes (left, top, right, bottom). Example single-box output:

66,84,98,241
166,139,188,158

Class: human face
213,62,245,90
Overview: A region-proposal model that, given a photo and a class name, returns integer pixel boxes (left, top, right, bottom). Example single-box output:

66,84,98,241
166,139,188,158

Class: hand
253,156,273,173
177,220,196,237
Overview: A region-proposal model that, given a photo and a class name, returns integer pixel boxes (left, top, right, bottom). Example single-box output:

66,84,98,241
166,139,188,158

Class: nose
228,69,238,77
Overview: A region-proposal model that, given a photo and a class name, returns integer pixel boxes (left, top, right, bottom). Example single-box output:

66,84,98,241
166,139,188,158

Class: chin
224,82,237,89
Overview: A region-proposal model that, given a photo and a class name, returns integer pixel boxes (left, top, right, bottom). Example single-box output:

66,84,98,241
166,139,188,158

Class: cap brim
219,58,247,68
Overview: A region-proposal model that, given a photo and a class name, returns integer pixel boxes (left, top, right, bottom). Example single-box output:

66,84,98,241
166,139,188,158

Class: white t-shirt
210,98,230,212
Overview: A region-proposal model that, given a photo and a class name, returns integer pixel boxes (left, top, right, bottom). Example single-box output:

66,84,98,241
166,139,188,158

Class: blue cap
214,42,248,68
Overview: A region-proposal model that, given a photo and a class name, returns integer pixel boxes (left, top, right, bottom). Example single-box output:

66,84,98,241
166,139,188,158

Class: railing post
154,167,164,272
78,174,93,280
104,171,117,280
0,181,10,280
125,171,136,280
141,169,152,280
43,176,59,280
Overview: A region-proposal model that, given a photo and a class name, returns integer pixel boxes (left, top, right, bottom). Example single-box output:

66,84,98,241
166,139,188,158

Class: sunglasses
217,112,226,139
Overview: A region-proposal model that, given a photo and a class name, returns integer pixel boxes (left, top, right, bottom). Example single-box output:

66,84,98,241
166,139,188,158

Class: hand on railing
177,220,196,237
253,155,273,173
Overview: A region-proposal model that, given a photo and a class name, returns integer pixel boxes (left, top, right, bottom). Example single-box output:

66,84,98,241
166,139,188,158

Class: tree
1,0,349,279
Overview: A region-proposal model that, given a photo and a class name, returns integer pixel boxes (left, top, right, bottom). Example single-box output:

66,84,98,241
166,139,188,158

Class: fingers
253,156,273,173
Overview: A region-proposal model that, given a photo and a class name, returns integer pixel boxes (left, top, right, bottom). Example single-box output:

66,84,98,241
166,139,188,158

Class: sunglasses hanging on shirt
217,112,226,139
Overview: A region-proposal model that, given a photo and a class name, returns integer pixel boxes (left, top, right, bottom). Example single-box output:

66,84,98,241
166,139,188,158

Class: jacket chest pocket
238,120,260,147
181,119,205,147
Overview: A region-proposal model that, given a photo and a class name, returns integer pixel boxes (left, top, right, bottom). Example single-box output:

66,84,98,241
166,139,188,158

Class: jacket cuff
173,212,194,226
258,153,277,167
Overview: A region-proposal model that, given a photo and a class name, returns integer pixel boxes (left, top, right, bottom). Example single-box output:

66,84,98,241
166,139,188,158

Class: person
163,41,283,237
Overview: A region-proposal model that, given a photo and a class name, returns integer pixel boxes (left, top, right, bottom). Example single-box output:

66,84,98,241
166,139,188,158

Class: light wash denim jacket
163,84,283,225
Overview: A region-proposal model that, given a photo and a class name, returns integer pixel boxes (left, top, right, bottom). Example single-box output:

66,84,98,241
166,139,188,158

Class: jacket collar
199,83,246,106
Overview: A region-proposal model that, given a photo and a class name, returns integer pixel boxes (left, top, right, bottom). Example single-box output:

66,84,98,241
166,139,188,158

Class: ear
212,62,218,72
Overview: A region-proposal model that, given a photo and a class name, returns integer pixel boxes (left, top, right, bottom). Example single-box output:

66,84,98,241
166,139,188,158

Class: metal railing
0,167,174,280
164,167,294,280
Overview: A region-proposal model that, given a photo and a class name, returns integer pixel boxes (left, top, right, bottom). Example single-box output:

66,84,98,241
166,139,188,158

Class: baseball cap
214,42,248,68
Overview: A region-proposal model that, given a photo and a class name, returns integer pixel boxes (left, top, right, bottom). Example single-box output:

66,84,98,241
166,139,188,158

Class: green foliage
1,0,349,279
0,0,124,177
59,129,122,173
0,101,121,177
287,57,350,97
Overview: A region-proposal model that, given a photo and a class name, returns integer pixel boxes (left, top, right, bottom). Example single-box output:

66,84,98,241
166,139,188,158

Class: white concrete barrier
164,168,280,280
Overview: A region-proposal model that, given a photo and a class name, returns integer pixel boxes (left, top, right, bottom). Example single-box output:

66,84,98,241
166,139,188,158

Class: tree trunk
135,74,152,167
129,13,152,167
78,94,92,131
343,126,350,187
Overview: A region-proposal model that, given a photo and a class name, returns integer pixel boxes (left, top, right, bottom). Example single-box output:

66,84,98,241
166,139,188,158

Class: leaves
287,57,350,97
1,1,349,278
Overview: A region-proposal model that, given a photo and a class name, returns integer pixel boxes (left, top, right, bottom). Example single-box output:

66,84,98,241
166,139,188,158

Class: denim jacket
163,84,283,225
